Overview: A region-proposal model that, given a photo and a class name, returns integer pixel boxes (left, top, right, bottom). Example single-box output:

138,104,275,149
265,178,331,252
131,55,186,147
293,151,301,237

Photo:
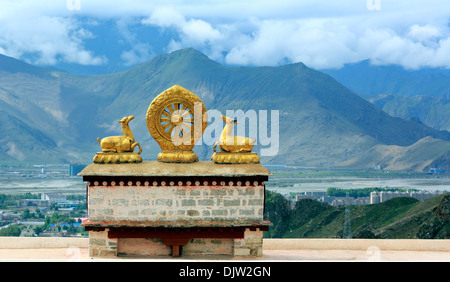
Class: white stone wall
87,183,265,223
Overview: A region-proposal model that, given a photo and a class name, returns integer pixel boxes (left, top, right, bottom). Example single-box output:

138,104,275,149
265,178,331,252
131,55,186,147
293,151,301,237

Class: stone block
187,210,200,216
112,199,128,207
181,199,196,207
183,238,233,256
212,209,228,216
198,199,214,206
117,238,171,256
88,230,118,257
189,189,201,196
224,199,240,206
234,248,251,256
156,199,173,207
233,228,264,257
239,209,255,216
210,189,227,196
248,199,263,206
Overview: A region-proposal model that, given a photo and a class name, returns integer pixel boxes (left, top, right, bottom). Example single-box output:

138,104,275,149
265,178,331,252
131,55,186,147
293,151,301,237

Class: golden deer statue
97,115,142,154
213,115,256,153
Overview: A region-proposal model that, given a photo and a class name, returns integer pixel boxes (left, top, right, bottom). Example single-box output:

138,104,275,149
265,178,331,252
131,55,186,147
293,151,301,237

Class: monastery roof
78,161,272,177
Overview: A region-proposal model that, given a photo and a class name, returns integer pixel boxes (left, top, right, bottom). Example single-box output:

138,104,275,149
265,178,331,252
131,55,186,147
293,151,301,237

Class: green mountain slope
0,48,449,170
264,191,450,239
366,94,450,132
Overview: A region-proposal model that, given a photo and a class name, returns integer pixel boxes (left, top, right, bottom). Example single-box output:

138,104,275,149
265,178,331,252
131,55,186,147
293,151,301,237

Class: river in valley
0,175,448,195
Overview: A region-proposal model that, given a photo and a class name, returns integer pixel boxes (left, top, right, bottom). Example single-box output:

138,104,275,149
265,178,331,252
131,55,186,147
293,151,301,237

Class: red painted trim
83,225,268,239
106,227,249,239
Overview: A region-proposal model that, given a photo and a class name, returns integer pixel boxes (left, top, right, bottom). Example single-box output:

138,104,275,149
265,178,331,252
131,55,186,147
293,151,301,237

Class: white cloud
121,43,153,66
225,19,361,68
225,18,450,70
116,17,154,66
142,7,223,52
357,26,450,70
0,11,107,66
0,0,109,65
1,0,450,70
141,6,185,28
181,19,222,44
138,1,450,70
407,24,443,43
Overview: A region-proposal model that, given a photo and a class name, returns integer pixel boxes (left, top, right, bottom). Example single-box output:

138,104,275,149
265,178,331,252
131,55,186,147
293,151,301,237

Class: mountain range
264,191,450,239
364,94,450,132
322,61,450,133
322,60,450,99
0,48,449,172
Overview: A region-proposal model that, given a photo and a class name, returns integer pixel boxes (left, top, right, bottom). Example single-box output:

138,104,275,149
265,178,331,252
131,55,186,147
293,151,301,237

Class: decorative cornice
84,175,268,188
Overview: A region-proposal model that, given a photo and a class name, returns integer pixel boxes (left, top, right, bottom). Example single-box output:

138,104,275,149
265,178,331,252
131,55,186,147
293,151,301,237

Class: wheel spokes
159,102,195,139
183,117,193,124
173,126,181,137
180,104,187,114
181,109,191,118
162,110,171,118
167,123,175,135
162,122,173,130
181,122,191,132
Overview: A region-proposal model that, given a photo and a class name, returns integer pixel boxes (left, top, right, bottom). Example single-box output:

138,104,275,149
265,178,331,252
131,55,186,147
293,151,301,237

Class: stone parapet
263,238,450,252
88,229,118,257
87,183,265,223
2,237,449,252
79,161,271,258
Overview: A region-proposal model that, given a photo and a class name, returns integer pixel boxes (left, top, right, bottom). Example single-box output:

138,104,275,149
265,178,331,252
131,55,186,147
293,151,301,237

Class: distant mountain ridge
0,54,53,76
322,60,450,134
0,48,449,171
366,94,450,132
264,191,450,239
322,60,450,98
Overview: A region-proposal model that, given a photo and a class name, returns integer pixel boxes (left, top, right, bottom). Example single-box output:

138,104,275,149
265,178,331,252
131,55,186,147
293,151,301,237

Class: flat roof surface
0,238,448,262
79,161,272,177
0,245,449,262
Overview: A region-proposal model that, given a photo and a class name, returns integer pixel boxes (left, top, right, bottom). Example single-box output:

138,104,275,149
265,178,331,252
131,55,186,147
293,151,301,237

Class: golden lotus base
211,152,260,164
157,150,199,163
93,152,142,164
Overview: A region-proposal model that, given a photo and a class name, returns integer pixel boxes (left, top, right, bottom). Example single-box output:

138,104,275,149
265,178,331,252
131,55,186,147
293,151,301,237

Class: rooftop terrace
0,237,448,262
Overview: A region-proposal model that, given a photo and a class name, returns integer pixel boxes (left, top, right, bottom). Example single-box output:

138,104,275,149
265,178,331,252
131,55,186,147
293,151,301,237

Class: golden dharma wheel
155,98,196,143
146,85,208,163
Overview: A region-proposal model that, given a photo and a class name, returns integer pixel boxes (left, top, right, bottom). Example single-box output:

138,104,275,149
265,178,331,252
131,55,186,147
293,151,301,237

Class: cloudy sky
0,0,450,73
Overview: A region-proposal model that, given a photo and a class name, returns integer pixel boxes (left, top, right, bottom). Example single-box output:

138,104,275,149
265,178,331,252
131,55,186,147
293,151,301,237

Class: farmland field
0,165,448,195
